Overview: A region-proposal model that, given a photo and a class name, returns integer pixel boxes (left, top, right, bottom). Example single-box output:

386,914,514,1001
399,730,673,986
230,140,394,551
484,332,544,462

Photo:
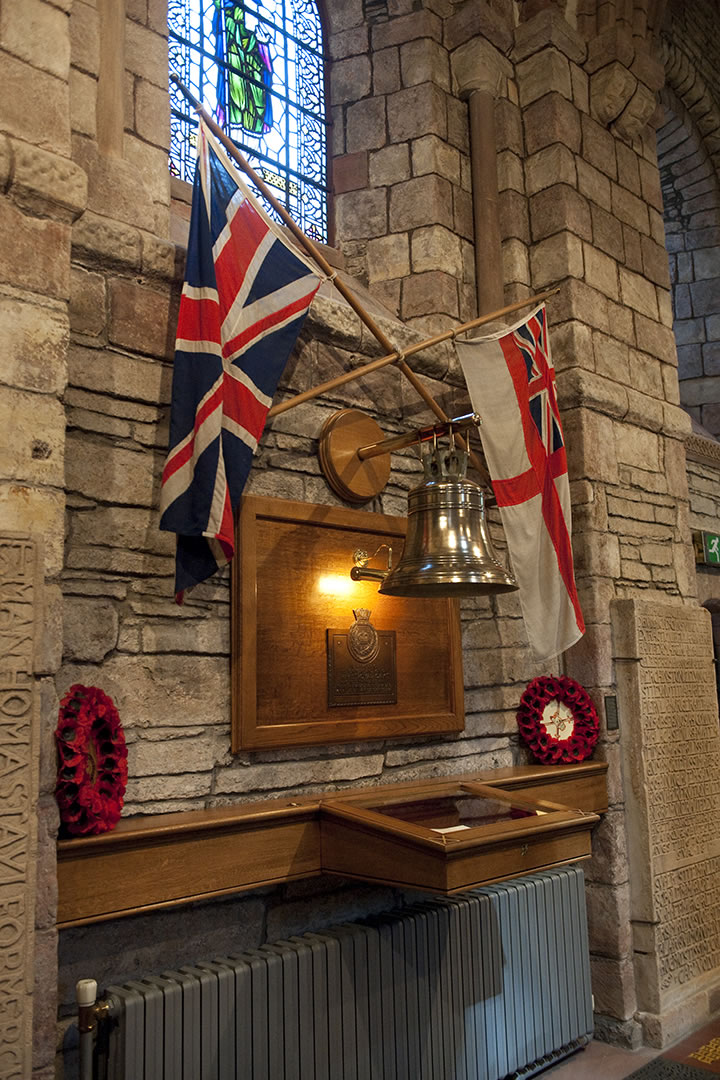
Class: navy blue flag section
159,122,322,600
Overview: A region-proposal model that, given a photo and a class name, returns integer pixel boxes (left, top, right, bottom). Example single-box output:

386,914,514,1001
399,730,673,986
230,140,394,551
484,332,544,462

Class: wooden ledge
57,762,608,928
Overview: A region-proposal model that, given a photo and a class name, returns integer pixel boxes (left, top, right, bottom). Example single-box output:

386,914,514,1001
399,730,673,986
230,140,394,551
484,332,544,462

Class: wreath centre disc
541,699,575,742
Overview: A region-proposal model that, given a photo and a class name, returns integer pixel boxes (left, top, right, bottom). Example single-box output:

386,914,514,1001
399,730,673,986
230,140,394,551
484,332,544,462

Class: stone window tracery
169,0,329,241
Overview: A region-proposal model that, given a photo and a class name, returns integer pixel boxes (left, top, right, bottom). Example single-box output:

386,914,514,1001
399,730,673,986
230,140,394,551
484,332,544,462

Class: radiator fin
98,867,593,1080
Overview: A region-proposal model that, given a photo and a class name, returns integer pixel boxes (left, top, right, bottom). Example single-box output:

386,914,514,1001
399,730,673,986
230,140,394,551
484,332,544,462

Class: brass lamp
319,409,517,598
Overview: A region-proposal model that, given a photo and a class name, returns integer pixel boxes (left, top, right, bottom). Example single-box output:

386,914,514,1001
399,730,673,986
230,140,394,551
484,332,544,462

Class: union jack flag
455,305,584,661
159,122,322,599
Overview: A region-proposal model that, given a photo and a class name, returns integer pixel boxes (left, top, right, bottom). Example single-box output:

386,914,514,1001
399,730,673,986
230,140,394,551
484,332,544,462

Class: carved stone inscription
0,537,36,1079
614,599,720,1007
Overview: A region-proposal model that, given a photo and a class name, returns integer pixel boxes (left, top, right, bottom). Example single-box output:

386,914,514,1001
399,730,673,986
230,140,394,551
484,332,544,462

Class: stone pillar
613,598,720,1046
452,38,509,316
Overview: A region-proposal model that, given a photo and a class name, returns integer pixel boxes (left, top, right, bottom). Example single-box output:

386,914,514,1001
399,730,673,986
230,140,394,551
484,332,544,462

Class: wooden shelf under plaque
320,780,599,893
56,763,607,927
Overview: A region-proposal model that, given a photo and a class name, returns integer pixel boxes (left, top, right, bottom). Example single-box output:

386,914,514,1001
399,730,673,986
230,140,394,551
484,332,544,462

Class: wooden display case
321,780,599,894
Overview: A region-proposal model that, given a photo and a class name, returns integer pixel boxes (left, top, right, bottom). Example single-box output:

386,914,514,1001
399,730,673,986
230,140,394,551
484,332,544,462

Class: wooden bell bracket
318,408,481,504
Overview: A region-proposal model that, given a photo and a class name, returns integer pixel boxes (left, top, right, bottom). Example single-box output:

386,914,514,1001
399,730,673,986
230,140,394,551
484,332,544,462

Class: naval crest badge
347,608,379,664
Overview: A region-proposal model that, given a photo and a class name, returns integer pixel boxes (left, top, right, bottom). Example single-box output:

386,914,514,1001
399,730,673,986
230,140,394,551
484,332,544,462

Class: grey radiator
97,867,592,1080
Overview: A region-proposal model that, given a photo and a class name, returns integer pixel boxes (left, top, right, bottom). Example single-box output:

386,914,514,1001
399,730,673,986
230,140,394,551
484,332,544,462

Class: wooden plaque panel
232,495,464,750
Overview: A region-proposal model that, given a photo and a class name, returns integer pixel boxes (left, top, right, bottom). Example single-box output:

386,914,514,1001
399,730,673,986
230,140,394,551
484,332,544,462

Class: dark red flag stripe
222,287,320,360
162,381,224,482
214,199,270,314
176,294,222,345
222,371,269,443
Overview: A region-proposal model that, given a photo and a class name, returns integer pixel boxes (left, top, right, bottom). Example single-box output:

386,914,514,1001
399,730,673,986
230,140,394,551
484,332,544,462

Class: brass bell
379,440,518,598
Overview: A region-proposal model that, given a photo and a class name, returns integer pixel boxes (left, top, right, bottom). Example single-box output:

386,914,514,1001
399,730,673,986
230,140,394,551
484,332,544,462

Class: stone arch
657,42,720,436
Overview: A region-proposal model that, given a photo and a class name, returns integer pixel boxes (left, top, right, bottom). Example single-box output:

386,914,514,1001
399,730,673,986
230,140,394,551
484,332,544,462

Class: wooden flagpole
266,287,560,418
170,74,555,485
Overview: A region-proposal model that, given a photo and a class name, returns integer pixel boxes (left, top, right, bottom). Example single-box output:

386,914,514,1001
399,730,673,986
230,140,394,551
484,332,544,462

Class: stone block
367,145,408,188
501,238,529,286
0,385,65,486
135,77,171,150
123,135,171,210
590,61,636,127
400,38,449,91
371,9,442,49
0,198,70,300
80,505,173,556
335,189,388,242
671,317,705,347
410,226,462,276
566,622,613,685
585,809,629,885
633,314,677,365
446,93,470,153
494,98,523,156
529,231,584,287
0,483,65,575
496,149,524,194
611,183,650,235
129,729,230,776
0,292,69,394
584,244,619,301
333,151,369,196
401,271,458,319
444,1,512,53
547,318,591,372
108,278,172,358
524,92,581,155
591,956,638,1021
614,83,656,141
2,0,70,79
373,47,401,96
331,55,372,104
562,406,619,482
389,174,453,231
590,203,624,262
614,423,659,469
690,277,720,318
70,0,98,75
65,432,157,506
593,331,629,382
623,224,642,273
581,114,617,180
619,267,659,319
530,184,591,243
453,185,473,240
366,233,409,283
125,19,167,87
72,135,158,230
387,83,447,143
576,157,611,211
11,137,87,224
63,596,119,661
571,63,589,114
517,48,572,107
329,25,369,60
586,882,633,958
498,189,530,244
525,144,576,196
512,7,586,64
346,97,387,153
72,210,142,270
1,53,70,156
69,266,105,338
552,278,613,334
411,135,460,185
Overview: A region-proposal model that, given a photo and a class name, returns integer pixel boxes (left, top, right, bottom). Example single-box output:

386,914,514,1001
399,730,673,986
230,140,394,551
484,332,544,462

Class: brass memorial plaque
327,609,397,707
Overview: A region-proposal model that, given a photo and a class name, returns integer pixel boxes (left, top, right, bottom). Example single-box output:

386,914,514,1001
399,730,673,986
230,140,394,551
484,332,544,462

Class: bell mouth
379,560,518,597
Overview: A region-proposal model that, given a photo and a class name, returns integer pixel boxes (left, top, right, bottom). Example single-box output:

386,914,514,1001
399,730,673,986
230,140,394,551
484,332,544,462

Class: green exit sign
693,531,720,566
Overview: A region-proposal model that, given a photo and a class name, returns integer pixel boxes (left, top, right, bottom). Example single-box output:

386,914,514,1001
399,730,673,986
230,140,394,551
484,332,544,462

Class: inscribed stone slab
613,599,720,1024
0,535,39,1079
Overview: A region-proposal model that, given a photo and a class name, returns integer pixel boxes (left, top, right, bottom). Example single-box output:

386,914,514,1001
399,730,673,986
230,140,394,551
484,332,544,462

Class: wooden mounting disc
318,409,391,504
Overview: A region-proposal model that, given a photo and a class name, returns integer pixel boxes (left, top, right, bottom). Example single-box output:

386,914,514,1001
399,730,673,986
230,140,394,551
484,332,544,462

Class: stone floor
539,1040,658,1078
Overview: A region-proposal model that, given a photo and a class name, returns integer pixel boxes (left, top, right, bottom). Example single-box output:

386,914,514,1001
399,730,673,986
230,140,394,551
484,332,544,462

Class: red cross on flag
455,304,585,661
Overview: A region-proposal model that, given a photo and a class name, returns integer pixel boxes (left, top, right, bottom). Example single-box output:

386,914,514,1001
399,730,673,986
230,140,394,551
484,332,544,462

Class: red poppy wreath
55,684,128,836
516,675,599,765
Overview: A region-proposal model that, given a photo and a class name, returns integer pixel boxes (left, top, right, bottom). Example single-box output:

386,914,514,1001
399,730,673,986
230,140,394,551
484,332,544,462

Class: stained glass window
169,0,328,242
